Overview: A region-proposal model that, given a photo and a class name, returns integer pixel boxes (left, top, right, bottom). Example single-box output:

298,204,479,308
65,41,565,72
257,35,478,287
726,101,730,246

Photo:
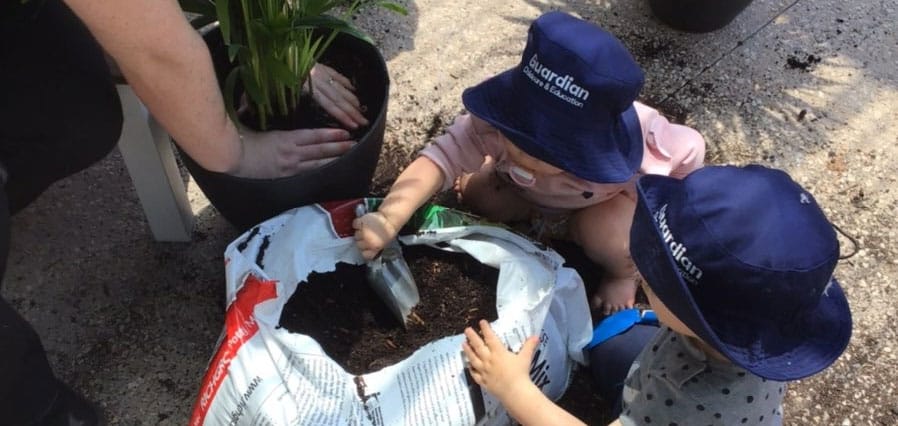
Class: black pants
0,0,122,423
588,324,660,418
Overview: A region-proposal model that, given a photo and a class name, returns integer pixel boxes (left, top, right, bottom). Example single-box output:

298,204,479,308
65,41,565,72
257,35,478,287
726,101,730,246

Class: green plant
180,0,405,130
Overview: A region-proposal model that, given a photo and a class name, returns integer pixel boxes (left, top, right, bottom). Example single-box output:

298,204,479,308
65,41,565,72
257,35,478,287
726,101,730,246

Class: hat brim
631,173,853,381
462,68,643,184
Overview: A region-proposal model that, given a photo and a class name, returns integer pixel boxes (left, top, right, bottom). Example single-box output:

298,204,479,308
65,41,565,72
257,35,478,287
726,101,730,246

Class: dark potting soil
280,244,499,376
242,47,370,134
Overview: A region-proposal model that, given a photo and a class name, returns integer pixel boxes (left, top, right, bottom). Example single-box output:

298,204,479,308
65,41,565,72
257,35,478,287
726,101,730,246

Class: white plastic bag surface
189,199,592,426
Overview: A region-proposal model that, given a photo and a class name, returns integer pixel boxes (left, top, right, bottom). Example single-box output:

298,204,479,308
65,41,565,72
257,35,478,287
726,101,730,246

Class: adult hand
308,63,370,130
352,211,400,260
231,127,356,179
463,320,540,401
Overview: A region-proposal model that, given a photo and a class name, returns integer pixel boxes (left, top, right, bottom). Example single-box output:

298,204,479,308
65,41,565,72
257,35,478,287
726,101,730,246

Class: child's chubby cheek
501,136,564,177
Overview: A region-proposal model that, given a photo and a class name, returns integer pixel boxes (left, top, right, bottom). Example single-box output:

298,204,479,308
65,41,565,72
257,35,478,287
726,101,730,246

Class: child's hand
462,320,540,402
352,211,400,260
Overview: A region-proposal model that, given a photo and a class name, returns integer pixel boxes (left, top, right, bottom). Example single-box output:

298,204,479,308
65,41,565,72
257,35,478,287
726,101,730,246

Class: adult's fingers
315,63,355,90
290,128,353,146
294,139,355,162
315,86,368,128
311,64,367,128
321,78,362,108
293,157,340,173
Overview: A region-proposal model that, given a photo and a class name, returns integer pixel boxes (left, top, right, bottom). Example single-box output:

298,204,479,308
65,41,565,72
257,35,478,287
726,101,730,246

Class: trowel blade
356,204,421,326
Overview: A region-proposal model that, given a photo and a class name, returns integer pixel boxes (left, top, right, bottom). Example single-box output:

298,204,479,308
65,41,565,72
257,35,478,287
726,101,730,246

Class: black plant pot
179,28,389,230
648,0,754,33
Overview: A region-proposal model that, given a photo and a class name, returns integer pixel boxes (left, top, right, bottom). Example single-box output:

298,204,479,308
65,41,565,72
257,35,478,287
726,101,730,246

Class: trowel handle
355,203,367,218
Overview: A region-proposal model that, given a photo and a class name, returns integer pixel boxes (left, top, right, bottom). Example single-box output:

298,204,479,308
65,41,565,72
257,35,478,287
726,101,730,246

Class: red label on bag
189,275,278,426
319,198,365,238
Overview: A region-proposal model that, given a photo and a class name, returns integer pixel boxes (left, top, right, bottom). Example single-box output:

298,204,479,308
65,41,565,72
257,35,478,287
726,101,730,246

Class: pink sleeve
419,114,503,191
635,103,706,179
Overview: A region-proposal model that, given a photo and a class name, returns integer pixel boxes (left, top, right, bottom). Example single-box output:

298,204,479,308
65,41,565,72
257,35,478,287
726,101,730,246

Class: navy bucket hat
630,165,852,381
462,11,645,184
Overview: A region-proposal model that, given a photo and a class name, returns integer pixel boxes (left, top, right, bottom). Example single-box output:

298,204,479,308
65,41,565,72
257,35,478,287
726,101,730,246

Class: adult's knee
0,0,123,212
64,86,123,173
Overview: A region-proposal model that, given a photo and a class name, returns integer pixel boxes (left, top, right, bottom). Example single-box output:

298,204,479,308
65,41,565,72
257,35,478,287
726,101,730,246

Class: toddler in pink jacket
354,11,705,314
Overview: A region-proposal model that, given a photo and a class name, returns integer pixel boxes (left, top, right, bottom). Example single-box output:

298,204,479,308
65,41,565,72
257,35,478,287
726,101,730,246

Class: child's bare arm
353,156,445,259
463,321,586,426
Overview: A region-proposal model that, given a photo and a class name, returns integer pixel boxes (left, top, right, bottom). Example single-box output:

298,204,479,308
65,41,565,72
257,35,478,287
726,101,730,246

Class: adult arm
64,0,356,178
308,63,369,130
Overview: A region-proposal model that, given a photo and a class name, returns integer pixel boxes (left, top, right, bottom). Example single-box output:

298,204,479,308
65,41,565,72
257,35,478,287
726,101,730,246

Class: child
352,11,705,314
462,165,853,425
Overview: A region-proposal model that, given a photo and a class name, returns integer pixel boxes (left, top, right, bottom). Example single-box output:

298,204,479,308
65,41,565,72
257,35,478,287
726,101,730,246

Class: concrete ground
5,0,897,424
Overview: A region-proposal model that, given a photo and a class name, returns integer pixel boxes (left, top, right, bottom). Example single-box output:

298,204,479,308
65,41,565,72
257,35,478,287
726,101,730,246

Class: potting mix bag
190,199,592,426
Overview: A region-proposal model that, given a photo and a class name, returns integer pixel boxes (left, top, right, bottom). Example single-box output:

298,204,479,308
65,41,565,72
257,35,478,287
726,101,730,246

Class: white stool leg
116,84,194,242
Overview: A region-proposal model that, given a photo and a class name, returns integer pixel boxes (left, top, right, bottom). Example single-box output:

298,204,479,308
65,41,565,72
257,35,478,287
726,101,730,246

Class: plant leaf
264,56,300,89
227,43,246,62
289,15,353,31
222,66,241,124
215,0,231,44
377,2,408,15
240,67,265,110
249,19,274,42
302,0,338,17
340,25,374,44
290,15,374,44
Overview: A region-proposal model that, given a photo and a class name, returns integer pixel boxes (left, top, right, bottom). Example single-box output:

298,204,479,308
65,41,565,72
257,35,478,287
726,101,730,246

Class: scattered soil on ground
785,52,822,71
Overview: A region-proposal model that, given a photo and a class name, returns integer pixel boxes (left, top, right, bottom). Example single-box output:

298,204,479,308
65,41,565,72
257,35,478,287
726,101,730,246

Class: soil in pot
237,43,375,137
280,244,499,376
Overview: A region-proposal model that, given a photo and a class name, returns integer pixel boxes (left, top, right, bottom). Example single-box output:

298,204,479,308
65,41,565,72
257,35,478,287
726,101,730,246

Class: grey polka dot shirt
619,327,785,426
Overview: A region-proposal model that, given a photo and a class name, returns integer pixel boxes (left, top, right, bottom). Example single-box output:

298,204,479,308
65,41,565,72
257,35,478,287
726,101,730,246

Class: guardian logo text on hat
462,11,645,183
629,165,852,381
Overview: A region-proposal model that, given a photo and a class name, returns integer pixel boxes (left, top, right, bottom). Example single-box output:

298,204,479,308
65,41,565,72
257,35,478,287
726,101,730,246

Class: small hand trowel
355,204,421,327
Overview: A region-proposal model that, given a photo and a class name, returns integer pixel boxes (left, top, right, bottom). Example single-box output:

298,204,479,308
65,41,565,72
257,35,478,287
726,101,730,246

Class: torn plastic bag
189,198,592,426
